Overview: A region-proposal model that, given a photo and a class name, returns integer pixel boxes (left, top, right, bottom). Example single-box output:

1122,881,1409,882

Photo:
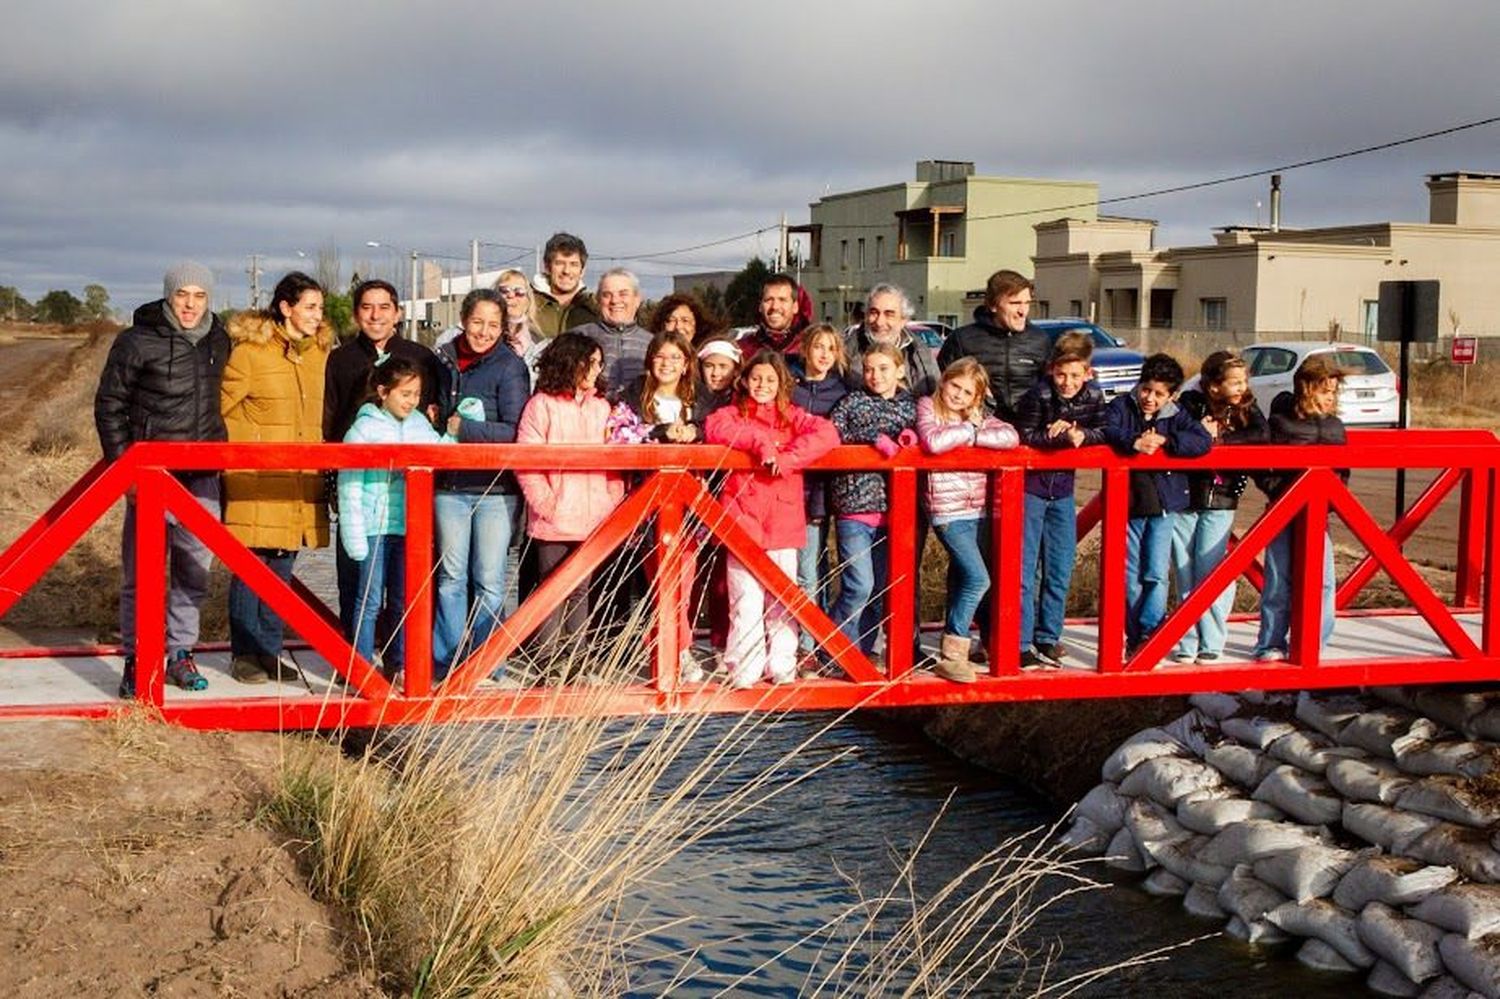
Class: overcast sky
3,0,1498,311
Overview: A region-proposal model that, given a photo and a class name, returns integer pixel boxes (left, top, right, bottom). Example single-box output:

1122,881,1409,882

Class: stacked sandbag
1064,689,1500,996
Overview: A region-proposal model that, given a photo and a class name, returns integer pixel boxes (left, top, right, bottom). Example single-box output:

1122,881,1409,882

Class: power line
825,113,1500,230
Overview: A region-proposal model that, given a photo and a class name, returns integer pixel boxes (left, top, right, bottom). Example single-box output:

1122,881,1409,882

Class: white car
1185,342,1401,428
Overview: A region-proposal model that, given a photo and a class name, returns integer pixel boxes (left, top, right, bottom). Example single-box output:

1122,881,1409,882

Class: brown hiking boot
230,655,270,684
933,633,977,684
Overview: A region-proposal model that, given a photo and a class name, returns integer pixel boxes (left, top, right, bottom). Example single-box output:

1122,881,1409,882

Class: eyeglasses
497,287,528,298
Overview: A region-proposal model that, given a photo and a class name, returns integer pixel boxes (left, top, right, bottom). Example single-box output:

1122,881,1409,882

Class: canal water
624,712,1360,997
293,549,1358,996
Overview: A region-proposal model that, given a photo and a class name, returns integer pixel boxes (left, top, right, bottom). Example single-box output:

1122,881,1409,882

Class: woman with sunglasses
493,268,546,387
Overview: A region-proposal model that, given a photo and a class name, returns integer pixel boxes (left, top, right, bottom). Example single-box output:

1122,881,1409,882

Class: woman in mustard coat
221,271,333,683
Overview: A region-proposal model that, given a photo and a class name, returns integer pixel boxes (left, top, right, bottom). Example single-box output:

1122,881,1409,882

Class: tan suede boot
934,633,977,684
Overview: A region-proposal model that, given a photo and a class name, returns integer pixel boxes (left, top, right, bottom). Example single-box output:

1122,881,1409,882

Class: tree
82,283,111,322
323,291,354,339
34,289,83,325
722,257,774,326
313,240,342,294
0,286,32,323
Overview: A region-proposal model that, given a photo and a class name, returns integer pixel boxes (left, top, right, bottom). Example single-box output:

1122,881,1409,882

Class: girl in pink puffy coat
704,350,838,689
515,332,625,649
915,358,1019,681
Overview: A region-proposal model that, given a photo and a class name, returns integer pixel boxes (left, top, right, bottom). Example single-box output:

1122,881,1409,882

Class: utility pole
409,251,421,335
247,254,263,309
470,239,479,292
777,213,789,273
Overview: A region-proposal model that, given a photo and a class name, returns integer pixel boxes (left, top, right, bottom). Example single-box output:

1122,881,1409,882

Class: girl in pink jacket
915,358,1019,682
515,333,625,648
704,350,838,689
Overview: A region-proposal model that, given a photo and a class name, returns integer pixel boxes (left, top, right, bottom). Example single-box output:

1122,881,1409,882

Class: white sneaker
679,650,705,683
1255,649,1286,663
726,670,758,690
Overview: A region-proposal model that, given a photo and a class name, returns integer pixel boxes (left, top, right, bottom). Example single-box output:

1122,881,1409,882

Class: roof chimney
1269,174,1282,233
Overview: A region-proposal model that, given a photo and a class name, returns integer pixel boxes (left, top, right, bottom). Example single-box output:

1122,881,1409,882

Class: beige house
793,161,1097,326
1034,172,1500,341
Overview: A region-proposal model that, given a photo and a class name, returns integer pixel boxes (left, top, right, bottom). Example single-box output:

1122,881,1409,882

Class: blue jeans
433,491,519,678
797,519,833,651
1170,510,1236,657
1125,514,1175,646
933,517,989,637
1254,526,1336,657
228,548,297,658
832,518,888,654
1020,493,1076,650
353,535,405,669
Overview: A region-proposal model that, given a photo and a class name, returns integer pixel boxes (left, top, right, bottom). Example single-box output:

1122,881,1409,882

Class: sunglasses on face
498,287,528,298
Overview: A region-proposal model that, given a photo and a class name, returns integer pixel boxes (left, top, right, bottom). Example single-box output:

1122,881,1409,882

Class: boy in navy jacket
1013,332,1107,668
1104,353,1213,654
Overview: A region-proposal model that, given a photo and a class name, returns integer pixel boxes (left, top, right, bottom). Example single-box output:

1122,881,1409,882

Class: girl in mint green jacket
338,358,456,670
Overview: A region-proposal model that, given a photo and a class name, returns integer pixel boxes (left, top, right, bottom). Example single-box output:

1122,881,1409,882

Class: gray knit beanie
163,260,215,301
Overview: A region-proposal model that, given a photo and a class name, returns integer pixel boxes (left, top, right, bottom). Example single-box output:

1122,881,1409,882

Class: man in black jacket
94,261,229,697
323,279,441,654
937,269,1050,422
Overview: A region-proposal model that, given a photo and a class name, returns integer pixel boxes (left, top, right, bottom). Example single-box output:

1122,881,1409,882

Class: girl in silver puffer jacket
914,358,1018,681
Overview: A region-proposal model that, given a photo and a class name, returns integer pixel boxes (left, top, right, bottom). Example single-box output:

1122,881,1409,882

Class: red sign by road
1453,335,1479,365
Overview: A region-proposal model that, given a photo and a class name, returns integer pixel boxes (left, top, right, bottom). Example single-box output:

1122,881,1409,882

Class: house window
939,231,956,256
840,240,848,270
1035,300,1051,319
875,235,885,267
1069,300,1083,317
1362,300,1379,344
857,238,866,269
1201,298,1228,330
938,314,959,328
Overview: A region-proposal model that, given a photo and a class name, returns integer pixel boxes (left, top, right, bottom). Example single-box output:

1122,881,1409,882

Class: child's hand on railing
873,434,900,458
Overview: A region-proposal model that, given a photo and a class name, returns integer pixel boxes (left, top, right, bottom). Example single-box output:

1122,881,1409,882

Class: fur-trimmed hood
227,311,335,351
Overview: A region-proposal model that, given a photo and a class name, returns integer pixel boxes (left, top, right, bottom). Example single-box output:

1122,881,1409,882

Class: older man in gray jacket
842,283,940,396
571,267,653,397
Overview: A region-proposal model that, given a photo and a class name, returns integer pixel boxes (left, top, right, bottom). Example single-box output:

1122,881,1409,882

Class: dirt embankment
0,717,377,997
0,326,374,995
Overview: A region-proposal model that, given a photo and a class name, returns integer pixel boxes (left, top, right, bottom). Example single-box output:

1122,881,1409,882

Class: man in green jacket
534,232,600,337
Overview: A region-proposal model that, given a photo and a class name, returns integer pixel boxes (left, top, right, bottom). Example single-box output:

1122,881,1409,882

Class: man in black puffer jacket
937,269,1050,423
94,261,230,697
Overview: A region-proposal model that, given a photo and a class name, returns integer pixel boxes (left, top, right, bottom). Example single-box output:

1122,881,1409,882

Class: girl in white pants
704,350,839,689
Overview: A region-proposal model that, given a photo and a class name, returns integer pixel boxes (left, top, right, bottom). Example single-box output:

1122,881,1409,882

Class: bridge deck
0,609,1487,728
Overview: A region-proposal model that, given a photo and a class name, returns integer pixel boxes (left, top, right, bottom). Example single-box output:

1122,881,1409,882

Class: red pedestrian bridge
0,431,1494,731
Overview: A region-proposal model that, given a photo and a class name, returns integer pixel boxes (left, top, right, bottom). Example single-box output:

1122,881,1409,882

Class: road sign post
1453,334,1478,408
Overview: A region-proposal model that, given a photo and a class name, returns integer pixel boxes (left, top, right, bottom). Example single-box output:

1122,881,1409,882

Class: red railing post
886,467,918,678
1290,472,1329,668
1458,467,1488,608
1096,468,1129,672
403,468,435,697
654,487,686,690
1486,466,1500,657
133,468,166,707
989,468,1024,674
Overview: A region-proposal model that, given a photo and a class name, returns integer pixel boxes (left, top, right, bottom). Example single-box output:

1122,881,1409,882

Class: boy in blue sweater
1104,354,1213,656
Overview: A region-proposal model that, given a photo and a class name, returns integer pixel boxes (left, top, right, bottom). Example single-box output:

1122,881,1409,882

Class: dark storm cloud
2,0,1497,308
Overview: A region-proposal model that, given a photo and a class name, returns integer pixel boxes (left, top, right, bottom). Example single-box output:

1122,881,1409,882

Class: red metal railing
0,430,1495,729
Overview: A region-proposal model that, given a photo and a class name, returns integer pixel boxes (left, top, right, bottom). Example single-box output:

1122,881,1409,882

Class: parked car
1182,341,1401,427
1031,318,1145,400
